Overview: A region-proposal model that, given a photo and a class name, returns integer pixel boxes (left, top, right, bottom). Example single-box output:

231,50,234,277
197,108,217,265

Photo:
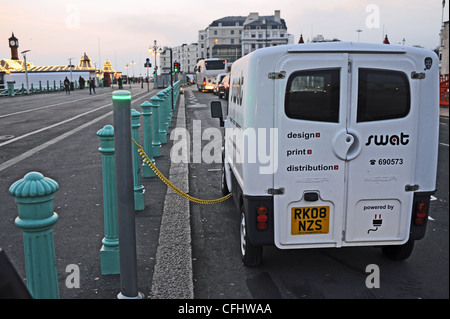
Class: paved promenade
0,85,190,299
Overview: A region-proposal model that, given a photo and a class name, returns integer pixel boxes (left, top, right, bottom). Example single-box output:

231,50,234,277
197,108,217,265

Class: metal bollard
161,89,171,134
150,95,162,156
9,172,60,299
140,101,156,177
112,90,143,299
156,92,168,144
97,125,120,275
131,109,145,211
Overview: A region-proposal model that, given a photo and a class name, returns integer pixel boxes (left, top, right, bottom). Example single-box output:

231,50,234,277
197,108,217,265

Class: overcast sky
1,0,448,74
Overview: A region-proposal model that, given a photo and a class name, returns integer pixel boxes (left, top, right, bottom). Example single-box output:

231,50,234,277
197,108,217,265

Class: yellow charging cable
132,139,232,204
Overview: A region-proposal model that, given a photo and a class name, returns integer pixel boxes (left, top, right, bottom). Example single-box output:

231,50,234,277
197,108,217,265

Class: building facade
241,11,290,56
199,10,292,64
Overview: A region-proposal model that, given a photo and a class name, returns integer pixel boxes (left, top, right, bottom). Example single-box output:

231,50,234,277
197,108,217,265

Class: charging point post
112,90,143,299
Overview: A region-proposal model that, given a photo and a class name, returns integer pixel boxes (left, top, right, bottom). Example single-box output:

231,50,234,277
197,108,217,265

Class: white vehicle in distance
213,73,229,95
195,58,228,92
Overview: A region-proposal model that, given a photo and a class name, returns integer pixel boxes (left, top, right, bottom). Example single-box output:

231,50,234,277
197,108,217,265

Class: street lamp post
356,29,363,42
148,40,162,87
21,50,30,94
68,58,74,86
130,60,135,82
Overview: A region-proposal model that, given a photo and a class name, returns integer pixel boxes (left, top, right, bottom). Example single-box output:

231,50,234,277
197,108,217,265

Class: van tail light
414,201,429,226
256,205,268,230
203,78,206,86
227,83,230,89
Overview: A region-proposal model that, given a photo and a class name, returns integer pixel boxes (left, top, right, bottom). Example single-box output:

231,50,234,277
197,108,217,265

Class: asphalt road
187,86,449,299
0,84,172,299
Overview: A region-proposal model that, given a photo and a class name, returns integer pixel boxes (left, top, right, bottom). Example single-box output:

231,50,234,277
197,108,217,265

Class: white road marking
0,93,109,119
0,90,149,148
0,90,153,171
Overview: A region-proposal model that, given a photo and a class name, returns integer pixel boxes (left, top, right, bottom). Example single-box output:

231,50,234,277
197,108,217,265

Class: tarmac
1,86,192,300
441,105,449,118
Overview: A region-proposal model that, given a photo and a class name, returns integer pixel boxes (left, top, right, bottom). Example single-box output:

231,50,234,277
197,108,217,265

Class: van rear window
285,69,340,123
205,60,226,70
357,69,410,122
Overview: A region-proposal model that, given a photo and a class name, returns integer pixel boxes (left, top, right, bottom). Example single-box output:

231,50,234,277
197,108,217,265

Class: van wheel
240,207,262,267
381,239,415,261
221,162,229,196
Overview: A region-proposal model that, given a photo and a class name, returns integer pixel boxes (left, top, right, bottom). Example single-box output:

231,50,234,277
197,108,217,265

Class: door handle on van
332,129,362,161
346,129,362,160
304,192,319,202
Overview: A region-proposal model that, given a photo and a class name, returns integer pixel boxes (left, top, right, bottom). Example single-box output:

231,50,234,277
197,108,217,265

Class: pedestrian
64,77,70,94
79,76,85,89
89,77,96,94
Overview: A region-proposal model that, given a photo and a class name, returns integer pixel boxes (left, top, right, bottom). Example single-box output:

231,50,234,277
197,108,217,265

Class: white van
195,58,228,92
211,42,439,267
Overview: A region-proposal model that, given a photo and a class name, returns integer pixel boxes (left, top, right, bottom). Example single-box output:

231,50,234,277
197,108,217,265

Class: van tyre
382,239,415,261
240,206,262,267
221,163,229,196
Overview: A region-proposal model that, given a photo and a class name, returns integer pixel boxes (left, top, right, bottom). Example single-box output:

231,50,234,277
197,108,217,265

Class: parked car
218,74,230,99
213,73,228,95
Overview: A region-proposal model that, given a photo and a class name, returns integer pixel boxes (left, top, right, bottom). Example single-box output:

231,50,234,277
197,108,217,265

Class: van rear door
273,51,418,249
343,55,418,245
273,53,349,248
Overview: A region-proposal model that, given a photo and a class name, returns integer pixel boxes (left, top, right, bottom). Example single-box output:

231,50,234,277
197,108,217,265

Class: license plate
291,206,330,235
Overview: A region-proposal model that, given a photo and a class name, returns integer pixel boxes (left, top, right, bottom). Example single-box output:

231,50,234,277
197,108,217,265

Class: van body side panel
413,51,440,192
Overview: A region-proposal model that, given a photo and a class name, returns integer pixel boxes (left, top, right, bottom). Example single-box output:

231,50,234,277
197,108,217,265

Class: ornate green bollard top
9,171,59,218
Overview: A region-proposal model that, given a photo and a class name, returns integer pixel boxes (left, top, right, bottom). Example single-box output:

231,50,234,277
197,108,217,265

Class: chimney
274,10,281,23
245,12,259,25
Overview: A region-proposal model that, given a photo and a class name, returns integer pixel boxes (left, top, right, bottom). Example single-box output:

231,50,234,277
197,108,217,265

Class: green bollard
7,81,15,96
161,89,171,133
9,172,60,299
150,95,162,157
140,101,156,177
47,80,49,92
39,81,42,92
156,91,168,144
131,109,145,211
97,125,120,275
168,86,174,118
